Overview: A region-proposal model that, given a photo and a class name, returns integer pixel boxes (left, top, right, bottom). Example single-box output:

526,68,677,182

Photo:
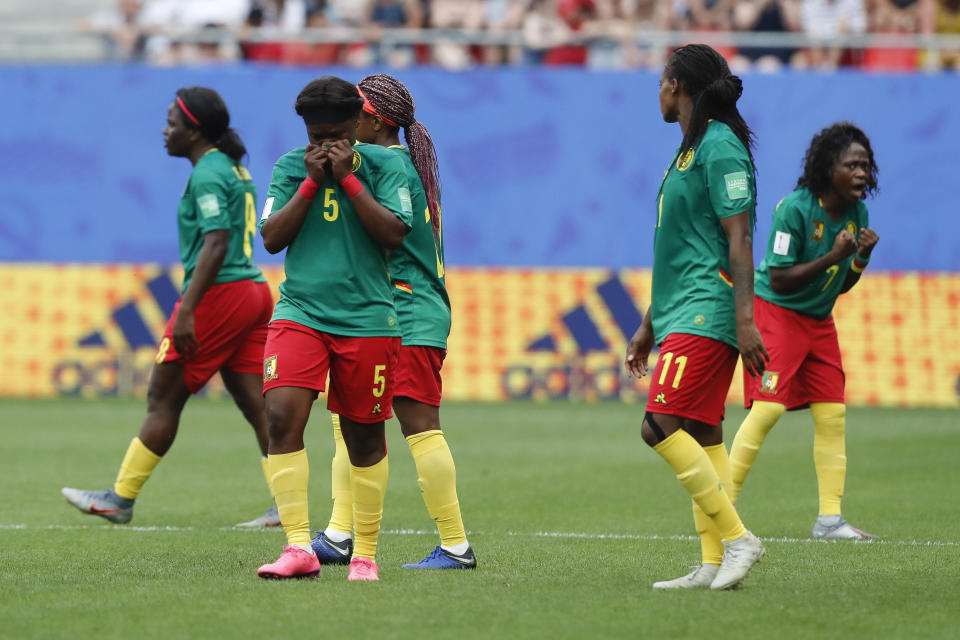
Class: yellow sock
653,430,745,541
812,402,846,516
729,401,785,503
269,449,311,547
113,437,162,499
327,414,353,535
693,443,733,565
407,430,467,548
351,456,388,560
260,457,272,495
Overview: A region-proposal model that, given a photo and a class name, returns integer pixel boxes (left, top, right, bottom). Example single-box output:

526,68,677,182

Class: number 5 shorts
645,332,739,426
155,279,273,393
262,319,401,423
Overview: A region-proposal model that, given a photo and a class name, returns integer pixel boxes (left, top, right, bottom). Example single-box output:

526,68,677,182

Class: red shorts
394,345,446,406
156,279,272,393
262,320,401,423
645,333,739,426
744,296,844,410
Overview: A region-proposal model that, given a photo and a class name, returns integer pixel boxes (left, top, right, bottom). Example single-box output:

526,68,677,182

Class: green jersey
387,146,451,349
177,149,264,291
651,120,756,349
261,143,414,336
755,188,869,319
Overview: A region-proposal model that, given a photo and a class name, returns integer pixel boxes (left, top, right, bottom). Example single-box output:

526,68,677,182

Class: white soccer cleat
812,515,873,539
235,504,281,528
710,530,765,590
653,564,719,590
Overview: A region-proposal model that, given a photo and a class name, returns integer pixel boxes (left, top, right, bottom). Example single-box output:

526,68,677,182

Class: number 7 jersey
754,187,869,319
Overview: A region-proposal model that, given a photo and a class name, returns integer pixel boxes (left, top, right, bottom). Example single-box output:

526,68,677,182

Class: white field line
0,523,957,547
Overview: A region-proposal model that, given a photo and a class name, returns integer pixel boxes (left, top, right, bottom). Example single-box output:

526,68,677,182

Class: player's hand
172,308,199,358
858,228,879,258
737,321,769,378
326,139,355,181
625,324,655,378
303,144,328,183
830,230,857,261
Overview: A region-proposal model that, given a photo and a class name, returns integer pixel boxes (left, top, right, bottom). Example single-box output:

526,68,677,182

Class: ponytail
175,86,247,165
358,74,443,236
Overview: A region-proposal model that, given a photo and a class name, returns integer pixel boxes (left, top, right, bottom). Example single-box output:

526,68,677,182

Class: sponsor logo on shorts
264,355,278,382
812,221,824,241
371,402,382,415
654,392,667,404
760,371,779,394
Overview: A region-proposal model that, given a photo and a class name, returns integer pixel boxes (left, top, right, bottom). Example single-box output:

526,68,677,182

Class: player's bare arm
721,211,769,377
327,139,407,248
769,229,857,294
625,306,654,378
173,228,228,357
260,144,328,253
841,227,879,293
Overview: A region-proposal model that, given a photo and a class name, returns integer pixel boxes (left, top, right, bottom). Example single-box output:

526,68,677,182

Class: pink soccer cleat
257,546,321,580
347,556,379,582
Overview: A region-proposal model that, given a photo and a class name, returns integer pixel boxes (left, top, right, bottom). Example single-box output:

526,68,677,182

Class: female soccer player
255,76,412,582
309,74,475,570
728,122,879,539
62,87,276,527
625,44,768,590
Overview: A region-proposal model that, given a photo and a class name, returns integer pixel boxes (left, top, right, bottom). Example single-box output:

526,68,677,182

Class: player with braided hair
311,74,476,570
625,44,767,590
255,76,414,582
728,122,879,540
62,87,276,528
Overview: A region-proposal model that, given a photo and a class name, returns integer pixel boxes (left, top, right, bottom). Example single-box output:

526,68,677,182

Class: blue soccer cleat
402,545,477,569
310,531,353,565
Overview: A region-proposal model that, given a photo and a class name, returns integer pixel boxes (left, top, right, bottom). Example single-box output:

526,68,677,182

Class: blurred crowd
81,0,960,71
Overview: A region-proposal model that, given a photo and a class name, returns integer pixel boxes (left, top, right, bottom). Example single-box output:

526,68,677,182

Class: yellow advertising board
1,264,957,407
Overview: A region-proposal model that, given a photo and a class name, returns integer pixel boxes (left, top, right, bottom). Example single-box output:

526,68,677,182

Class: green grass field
1,398,958,639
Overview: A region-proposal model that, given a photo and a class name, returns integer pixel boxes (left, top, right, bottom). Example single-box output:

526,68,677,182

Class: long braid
358,74,442,236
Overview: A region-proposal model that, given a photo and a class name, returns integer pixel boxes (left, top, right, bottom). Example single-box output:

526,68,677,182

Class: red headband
357,86,399,128
176,96,201,126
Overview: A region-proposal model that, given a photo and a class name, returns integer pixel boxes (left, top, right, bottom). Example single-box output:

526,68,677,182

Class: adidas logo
502,274,656,402
52,269,225,398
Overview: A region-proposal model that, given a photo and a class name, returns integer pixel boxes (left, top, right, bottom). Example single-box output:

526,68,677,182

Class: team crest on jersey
371,402,382,415
352,150,362,173
264,355,278,382
811,221,824,241
676,148,695,171
760,371,779,394
846,221,857,235
654,392,667,404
